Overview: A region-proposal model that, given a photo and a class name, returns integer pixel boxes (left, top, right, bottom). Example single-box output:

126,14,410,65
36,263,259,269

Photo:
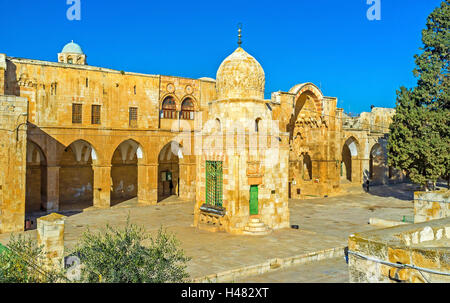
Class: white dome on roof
61,41,84,54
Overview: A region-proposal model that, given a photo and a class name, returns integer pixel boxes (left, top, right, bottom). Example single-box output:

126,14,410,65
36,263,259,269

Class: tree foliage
0,234,64,283
388,0,450,189
72,220,191,283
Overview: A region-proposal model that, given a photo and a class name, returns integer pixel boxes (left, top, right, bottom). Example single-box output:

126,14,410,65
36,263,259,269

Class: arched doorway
303,154,312,180
111,140,142,206
59,140,95,211
288,91,319,140
369,143,384,184
158,141,180,202
26,141,47,214
341,144,352,182
341,137,359,183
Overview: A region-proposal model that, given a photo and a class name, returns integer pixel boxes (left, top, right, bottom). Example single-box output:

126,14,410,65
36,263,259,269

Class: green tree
72,220,191,283
388,0,450,190
0,234,65,283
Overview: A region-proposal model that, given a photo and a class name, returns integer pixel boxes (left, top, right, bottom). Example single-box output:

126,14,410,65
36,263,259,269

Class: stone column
37,213,66,272
137,163,158,205
93,165,111,208
42,166,60,212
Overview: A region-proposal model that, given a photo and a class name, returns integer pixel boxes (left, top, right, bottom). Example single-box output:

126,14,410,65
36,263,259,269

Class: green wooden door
249,185,259,215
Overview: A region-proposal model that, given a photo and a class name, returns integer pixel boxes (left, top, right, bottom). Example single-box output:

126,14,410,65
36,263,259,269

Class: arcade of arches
24,136,194,219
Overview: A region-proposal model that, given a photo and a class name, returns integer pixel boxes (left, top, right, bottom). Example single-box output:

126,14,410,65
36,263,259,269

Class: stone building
0,39,401,234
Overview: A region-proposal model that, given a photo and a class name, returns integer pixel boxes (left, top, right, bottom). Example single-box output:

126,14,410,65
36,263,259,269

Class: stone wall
0,95,28,233
1,54,216,220
348,217,450,283
414,190,450,223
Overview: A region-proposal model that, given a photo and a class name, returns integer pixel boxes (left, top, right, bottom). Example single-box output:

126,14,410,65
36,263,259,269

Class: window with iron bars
91,105,101,125
205,161,223,207
161,97,177,119
129,107,138,127
180,98,195,120
72,103,82,124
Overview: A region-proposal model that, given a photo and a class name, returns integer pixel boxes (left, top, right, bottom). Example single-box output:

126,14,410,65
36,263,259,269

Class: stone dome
216,47,265,100
61,41,84,54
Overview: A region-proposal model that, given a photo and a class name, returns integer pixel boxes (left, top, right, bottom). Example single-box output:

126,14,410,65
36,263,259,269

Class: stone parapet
348,217,450,283
414,190,450,223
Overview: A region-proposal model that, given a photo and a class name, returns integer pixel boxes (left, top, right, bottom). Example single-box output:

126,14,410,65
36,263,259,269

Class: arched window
181,98,195,120
161,97,177,119
215,118,221,132
255,118,261,132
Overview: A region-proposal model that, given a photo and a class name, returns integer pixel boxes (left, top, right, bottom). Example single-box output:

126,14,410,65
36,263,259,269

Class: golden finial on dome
238,23,242,47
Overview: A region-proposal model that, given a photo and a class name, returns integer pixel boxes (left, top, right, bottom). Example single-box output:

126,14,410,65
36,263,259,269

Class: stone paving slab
235,257,349,283
0,183,416,281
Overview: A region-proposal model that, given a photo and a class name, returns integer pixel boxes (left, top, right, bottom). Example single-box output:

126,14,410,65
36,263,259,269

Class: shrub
0,234,64,283
72,220,191,283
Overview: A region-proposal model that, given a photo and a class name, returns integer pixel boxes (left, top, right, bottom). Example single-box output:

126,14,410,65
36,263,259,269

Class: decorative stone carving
185,85,193,95
216,47,265,100
166,83,175,93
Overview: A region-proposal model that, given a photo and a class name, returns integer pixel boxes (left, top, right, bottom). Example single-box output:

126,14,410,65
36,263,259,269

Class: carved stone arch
287,83,324,140
180,97,197,120
290,83,324,114
181,96,199,111
160,94,180,111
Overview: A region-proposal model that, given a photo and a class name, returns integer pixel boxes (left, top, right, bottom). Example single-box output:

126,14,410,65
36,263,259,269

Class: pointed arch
341,136,361,183
160,95,178,119
158,141,181,202
302,153,312,180
369,143,385,184
58,139,98,210
110,139,144,206
181,97,195,120
26,140,48,214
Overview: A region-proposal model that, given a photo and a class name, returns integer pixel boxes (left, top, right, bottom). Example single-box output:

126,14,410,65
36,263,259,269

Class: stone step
243,229,272,236
247,222,266,228
244,226,268,233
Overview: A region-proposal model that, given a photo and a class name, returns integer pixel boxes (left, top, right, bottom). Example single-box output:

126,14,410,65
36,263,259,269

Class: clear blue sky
0,0,443,114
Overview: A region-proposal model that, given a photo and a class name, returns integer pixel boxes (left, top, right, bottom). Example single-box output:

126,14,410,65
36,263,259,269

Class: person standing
169,180,174,195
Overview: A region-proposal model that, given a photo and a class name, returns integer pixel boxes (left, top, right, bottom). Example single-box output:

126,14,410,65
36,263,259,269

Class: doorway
250,185,259,215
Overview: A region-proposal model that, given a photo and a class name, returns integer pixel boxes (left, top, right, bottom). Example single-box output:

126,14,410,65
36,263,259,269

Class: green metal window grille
205,161,223,207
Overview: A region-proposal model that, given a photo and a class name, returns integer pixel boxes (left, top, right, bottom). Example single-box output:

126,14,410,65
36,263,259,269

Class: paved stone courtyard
235,257,349,283
0,183,418,282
